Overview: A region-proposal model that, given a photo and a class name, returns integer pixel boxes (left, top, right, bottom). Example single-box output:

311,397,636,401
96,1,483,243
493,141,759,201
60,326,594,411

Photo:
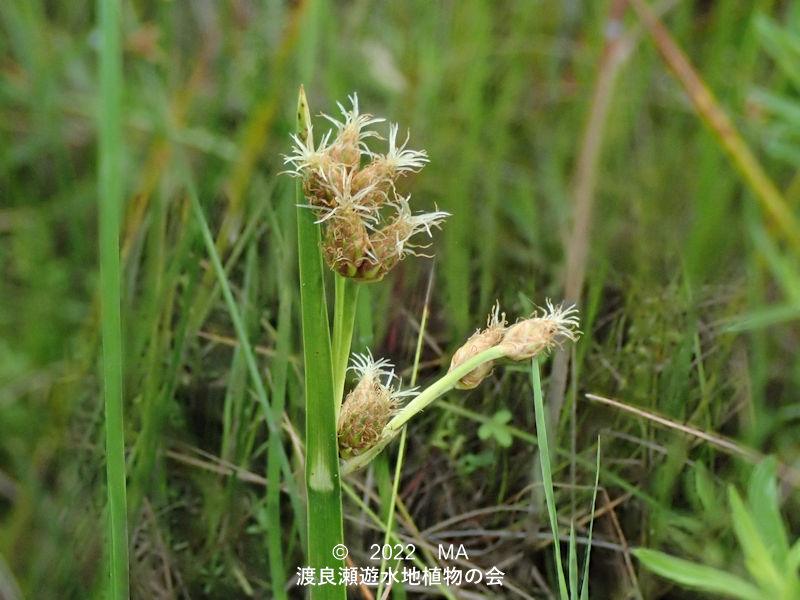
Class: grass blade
728,486,783,593
747,457,789,563
788,539,800,572
568,523,578,600
295,86,346,600
530,358,568,600
97,0,129,595
183,156,304,596
579,439,601,600
265,190,295,600
633,548,762,600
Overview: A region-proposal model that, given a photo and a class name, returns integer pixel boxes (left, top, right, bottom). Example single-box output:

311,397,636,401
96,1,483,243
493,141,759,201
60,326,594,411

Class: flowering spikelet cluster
337,352,416,458
284,93,449,282
448,301,507,389
449,300,581,389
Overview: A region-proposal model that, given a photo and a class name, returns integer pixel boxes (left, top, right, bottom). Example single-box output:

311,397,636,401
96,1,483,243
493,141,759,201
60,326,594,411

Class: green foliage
477,408,513,448
456,450,495,476
2,0,800,598
633,549,763,600
752,12,800,164
636,457,800,600
97,0,129,595
531,359,602,600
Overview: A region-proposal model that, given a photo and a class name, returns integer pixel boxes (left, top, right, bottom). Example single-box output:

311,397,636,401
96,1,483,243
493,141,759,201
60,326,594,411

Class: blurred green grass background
1,0,799,598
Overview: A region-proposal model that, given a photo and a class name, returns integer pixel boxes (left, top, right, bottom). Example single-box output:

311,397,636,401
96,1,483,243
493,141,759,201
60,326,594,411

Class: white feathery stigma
282,129,333,177
322,92,384,143
383,195,450,258
487,300,507,329
283,91,448,281
540,299,581,342
367,123,429,174
348,351,418,399
392,194,450,236
310,170,384,225
348,350,395,385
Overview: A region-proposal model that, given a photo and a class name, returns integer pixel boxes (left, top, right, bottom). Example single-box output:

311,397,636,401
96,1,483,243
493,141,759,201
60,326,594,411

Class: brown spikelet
498,300,581,361
338,380,396,459
283,93,448,282
337,352,415,458
448,302,507,389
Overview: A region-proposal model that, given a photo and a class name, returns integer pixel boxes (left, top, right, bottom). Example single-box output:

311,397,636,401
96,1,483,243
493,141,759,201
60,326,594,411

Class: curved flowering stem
340,345,505,475
386,346,505,433
340,300,581,475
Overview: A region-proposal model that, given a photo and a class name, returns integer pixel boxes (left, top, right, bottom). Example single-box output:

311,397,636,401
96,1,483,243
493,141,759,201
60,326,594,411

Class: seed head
499,300,581,361
338,351,416,458
284,92,448,282
449,302,508,389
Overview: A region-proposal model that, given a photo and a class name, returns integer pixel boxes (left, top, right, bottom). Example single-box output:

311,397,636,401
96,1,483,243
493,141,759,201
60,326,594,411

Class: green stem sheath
332,275,360,420
296,87,346,600
98,0,129,595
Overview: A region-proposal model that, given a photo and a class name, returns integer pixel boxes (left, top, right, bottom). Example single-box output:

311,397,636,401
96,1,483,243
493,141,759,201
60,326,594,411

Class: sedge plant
287,88,593,597
338,300,594,597
286,87,446,597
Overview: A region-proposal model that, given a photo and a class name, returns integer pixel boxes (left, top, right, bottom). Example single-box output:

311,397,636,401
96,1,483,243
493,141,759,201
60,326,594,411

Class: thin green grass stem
332,275,359,419
569,524,578,599
530,357,569,600
341,483,457,600
375,296,430,599
265,195,294,600
580,439,602,600
185,168,294,477
376,428,408,600
295,87,346,600
97,0,129,595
